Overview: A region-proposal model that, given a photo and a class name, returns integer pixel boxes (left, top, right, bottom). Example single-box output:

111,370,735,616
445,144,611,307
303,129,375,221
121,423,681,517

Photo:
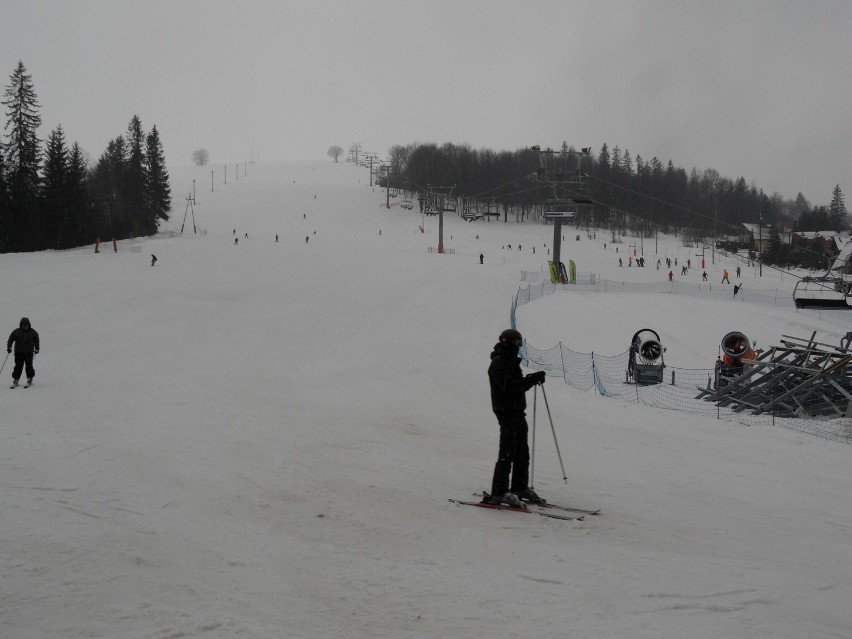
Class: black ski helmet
499,328,523,347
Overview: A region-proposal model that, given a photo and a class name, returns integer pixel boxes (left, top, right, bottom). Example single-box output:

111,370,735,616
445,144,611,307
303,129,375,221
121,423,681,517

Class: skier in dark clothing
7,317,40,387
485,329,545,507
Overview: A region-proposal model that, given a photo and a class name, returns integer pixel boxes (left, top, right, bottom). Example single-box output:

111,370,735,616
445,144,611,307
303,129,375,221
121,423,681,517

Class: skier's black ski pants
12,353,34,381
491,412,530,497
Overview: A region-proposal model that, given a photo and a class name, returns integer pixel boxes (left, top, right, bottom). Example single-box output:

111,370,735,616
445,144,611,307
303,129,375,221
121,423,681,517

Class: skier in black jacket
7,317,40,387
485,329,545,507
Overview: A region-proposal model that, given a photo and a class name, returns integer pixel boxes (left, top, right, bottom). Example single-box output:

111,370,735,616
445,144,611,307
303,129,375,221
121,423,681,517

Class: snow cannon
715,331,757,387
721,331,756,368
627,329,666,385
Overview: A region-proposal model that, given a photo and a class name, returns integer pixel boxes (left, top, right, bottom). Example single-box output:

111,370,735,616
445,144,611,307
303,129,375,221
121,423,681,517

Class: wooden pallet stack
696,331,852,418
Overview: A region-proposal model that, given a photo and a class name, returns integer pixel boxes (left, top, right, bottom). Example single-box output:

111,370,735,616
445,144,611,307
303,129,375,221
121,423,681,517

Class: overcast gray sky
2,0,850,204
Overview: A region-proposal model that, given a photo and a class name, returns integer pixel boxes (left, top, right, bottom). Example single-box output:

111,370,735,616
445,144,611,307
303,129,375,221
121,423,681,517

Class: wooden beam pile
696,331,852,418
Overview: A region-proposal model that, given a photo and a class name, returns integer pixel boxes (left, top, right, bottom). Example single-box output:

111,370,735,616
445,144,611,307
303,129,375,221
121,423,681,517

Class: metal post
552,220,562,268
438,195,444,253
539,384,567,483
530,385,537,489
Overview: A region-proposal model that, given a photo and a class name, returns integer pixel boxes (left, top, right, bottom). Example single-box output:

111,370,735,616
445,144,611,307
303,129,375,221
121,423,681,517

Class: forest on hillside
0,61,171,253
384,142,847,251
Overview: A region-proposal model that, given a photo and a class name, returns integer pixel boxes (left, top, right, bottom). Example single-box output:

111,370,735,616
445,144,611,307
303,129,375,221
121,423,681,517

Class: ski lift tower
532,146,592,268
427,184,455,254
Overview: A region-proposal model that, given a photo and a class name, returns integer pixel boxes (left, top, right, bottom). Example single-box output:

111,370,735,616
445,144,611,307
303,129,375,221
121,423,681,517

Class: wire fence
513,279,852,444
516,270,797,307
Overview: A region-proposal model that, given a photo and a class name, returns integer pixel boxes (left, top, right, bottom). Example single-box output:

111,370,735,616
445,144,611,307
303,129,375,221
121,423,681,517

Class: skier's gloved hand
6,348,10,353
527,371,546,385
34,349,39,355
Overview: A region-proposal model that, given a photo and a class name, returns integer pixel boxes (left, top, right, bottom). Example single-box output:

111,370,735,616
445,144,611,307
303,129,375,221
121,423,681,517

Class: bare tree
327,145,343,163
191,148,209,166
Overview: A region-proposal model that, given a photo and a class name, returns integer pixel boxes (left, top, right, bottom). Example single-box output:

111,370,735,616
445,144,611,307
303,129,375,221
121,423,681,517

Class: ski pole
540,383,568,483
530,384,537,489
0,351,8,377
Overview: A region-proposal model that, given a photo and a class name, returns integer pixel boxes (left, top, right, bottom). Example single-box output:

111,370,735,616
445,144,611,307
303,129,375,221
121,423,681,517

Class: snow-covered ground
2,160,850,638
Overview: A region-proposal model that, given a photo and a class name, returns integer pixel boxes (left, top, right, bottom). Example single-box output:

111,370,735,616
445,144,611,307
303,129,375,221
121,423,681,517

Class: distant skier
722,270,730,284
234,237,238,246
275,234,279,242
484,329,545,507
733,284,742,297
305,235,309,244
736,265,741,278
479,253,484,264
7,317,39,387
702,271,708,281
668,270,673,282
151,254,157,267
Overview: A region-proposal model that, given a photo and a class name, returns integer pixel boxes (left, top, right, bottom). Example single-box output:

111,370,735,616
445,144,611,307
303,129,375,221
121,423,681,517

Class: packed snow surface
2,161,850,638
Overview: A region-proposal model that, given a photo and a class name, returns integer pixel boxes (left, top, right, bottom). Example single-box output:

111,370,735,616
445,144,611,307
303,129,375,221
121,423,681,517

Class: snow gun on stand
627,329,666,385
715,331,757,388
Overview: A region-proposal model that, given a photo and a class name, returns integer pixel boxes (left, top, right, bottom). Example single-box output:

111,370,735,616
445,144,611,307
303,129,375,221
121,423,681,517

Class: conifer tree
41,124,70,248
622,149,633,175
597,143,610,171
829,184,846,230
0,144,8,250
42,124,69,202
2,61,42,201
125,115,148,235
89,136,128,239
145,125,171,227
66,142,90,246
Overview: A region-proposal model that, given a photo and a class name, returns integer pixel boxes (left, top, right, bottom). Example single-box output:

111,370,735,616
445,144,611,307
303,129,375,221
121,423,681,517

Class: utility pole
348,142,362,164
384,165,392,209
696,245,706,269
438,194,445,253
365,154,378,186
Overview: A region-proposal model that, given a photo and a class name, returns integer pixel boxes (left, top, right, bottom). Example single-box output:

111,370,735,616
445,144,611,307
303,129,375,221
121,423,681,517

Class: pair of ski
10,382,32,389
449,492,600,522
